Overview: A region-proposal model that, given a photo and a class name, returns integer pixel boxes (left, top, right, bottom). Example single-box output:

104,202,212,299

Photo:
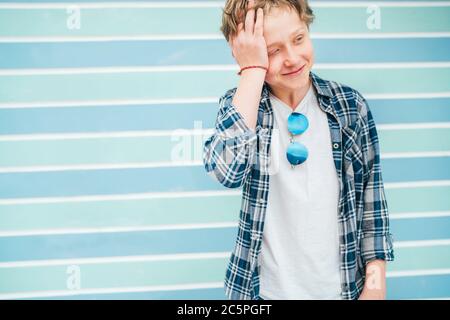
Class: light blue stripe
0,228,236,262
0,157,449,199
390,216,450,242
0,103,217,134
0,217,448,262
381,157,450,183
388,274,450,300
0,166,218,199
1,38,448,69
0,98,449,135
369,98,450,125
314,38,450,63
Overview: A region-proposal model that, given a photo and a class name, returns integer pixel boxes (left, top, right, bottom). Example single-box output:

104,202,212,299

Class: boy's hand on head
228,0,269,70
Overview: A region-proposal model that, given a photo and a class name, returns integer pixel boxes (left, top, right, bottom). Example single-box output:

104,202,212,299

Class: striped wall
0,0,449,300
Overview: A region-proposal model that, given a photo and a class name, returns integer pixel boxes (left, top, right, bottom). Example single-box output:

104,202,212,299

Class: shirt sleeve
202,88,260,189
357,92,395,266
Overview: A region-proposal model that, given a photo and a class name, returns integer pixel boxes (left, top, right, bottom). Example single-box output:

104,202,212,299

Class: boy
203,0,394,300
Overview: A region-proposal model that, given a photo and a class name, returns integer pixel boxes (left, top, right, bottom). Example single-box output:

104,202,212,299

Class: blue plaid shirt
203,71,395,300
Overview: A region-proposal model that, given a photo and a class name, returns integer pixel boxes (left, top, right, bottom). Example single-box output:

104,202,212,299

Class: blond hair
220,0,315,42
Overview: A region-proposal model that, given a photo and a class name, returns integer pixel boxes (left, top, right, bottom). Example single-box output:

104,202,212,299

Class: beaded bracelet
237,65,268,76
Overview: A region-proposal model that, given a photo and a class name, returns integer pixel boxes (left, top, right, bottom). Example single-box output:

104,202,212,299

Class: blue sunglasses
286,112,309,168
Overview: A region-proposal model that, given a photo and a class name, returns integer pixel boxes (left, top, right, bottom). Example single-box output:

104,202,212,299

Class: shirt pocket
343,122,363,179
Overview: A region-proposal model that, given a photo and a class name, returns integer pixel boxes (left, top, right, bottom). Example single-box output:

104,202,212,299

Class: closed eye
269,49,279,55
268,35,304,55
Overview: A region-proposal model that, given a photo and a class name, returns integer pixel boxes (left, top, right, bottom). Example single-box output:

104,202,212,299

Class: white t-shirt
258,83,342,300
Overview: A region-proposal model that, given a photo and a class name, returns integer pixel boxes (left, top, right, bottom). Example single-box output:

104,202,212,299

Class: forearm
359,259,387,299
203,83,261,188
232,68,266,131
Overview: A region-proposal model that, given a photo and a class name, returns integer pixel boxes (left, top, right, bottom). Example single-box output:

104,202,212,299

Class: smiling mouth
283,65,305,76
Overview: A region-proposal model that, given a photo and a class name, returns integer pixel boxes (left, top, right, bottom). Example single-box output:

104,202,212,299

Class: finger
237,0,251,26
244,7,255,34
238,0,250,23
245,0,255,34
237,22,244,33
234,22,244,40
254,7,264,36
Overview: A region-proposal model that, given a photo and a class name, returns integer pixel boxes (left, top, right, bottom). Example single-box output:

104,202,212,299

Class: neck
271,78,312,111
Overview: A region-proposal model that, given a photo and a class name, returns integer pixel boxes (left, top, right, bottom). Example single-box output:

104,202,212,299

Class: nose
283,45,300,67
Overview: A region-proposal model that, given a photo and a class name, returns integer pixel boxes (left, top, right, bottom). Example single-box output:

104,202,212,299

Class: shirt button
333,143,340,149
258,198,264,204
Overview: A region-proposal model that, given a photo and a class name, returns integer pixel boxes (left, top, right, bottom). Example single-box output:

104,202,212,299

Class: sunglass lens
287,112,308,135
286,142,308,165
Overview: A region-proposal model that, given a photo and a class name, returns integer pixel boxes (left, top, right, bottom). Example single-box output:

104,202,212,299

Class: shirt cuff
360,233,395,266
215,100,259,145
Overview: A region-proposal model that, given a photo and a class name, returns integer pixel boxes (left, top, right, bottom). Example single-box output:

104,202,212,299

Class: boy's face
262,7,314,93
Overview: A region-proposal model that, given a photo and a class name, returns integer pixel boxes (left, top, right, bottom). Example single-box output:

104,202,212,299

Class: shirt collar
260,71,345,131
310,71,333,98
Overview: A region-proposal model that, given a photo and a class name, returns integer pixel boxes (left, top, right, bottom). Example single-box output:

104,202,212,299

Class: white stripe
390,211,450,220
0,161,206,173
0,93,449,109
0,97,219,109
382,151,450,159
378,122,450,130
385,180,450,189
0,238,448,269
315,62,450,69
0,211,448,237
0,35,225,43
387,268,450,278
0,129,215,141
364,92,450,99
0,122,448,141
0,222,239,238
0,1,448,9
0,65,238,76
0,282,224,300
1,32,450,43
0,190,241,205
312,1,450,7
0,252,232,268
0,2,224,9
394,239,450,248
0,150,448,173
1,62,449,76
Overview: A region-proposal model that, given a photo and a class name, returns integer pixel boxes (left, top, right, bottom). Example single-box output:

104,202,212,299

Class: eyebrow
267,28,305,48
